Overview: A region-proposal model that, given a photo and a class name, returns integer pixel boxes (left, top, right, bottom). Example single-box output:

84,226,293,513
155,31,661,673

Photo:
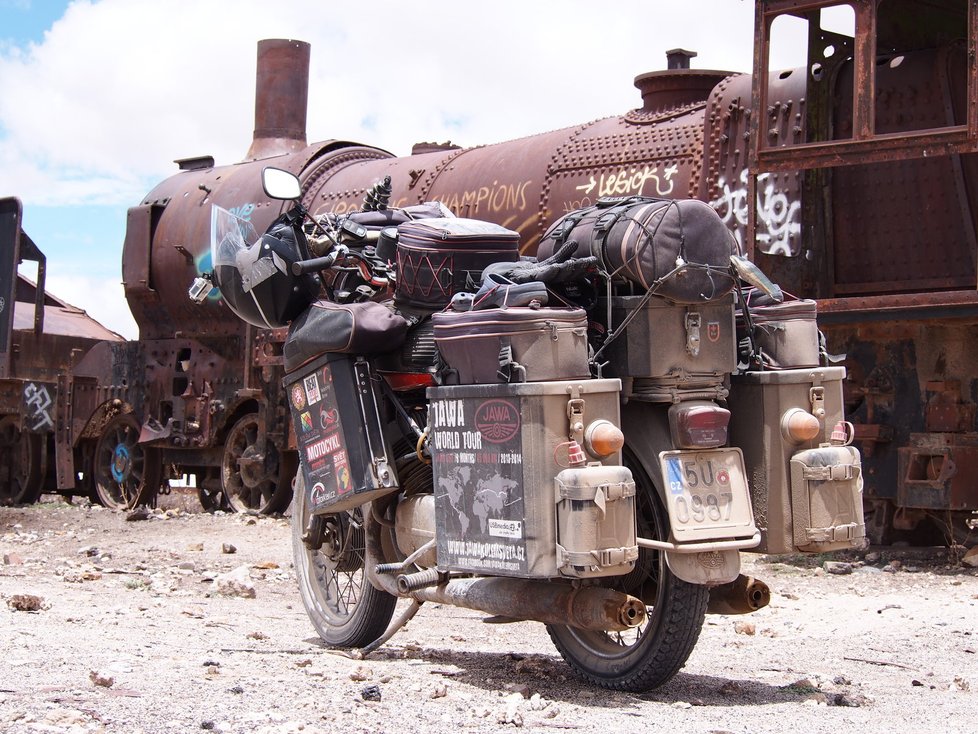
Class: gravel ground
1,492,976,734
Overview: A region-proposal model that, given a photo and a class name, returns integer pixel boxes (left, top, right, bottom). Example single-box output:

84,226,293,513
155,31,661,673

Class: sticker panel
432,396,527,575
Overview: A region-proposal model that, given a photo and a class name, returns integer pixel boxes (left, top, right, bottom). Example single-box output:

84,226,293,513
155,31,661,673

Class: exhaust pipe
707,575,770,615
364,509,645,632
409,577,646,632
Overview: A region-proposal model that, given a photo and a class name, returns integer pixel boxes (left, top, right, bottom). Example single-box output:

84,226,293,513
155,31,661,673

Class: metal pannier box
608,293,737,397
727,366,866,554
427,379,636,579
284,353,397,515
432,307,590,385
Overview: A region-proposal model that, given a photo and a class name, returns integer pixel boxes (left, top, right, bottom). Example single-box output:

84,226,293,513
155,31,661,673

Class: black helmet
211,206,319,328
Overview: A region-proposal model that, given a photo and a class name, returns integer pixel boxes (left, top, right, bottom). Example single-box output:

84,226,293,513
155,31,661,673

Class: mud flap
665,548,740,585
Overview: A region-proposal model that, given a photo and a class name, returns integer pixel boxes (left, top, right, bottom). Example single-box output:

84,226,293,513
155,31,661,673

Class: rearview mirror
262,167,302,201
730,255,783,302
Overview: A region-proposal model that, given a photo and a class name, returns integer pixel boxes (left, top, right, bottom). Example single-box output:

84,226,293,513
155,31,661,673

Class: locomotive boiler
98,0,976,544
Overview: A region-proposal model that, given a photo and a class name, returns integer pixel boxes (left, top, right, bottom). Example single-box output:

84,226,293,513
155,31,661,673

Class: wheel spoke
291,479,396,648
0,419,43,505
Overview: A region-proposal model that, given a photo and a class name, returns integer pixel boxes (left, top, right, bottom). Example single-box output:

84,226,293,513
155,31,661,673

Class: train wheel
546,454,708,692
221,413,293,514
292,475,396,647
92,414,162,510
0,417,44,505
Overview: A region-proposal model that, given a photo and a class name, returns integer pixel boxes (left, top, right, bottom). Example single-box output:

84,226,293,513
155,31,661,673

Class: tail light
381,371,436,392
668,401,730,449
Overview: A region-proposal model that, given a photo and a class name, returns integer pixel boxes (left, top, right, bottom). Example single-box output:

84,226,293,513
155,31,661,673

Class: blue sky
0,1,773,339
0,0,68,43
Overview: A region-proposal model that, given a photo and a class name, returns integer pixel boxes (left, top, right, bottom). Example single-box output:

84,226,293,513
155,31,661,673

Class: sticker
290,384,306,411
310,481,334,506
475,399,520,444
304,373,322,405
299,412,314,433
320,407,339,430
707,321,721,342
306,433,342,461
335,452,352,494
488,518,522,539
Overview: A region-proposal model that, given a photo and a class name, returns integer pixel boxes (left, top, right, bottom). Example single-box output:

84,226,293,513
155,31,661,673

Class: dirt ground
1,491,976,734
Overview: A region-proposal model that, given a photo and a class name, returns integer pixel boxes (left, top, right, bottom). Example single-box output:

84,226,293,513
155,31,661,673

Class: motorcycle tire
546,451,708,692
292,474,397,647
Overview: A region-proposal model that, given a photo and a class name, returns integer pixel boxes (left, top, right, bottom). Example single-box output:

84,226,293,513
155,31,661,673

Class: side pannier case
727,366,866,554
284,353,398,515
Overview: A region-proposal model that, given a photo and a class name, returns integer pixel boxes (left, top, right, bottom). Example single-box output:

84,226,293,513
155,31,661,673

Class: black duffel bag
538,196,736,303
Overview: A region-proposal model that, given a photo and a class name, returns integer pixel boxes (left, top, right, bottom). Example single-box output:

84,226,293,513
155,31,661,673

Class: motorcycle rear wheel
546,455,708,692
292,475,396,647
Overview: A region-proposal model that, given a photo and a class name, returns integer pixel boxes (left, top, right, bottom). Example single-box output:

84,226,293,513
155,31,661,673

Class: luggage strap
559,544,640,569
496,341,526,383
801,464,858,481
806,522,866,543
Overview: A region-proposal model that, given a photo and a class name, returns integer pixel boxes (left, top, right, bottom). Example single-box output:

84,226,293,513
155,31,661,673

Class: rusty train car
79,0,976,540
0,197,123,505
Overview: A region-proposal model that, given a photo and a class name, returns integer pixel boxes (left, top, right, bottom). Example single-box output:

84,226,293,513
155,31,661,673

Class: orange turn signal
781,408,821,444
583,420,625,458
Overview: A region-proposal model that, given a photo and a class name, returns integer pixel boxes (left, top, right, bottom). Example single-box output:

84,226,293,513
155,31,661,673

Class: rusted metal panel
0,196,22,376
750,0,978,173
13,300,121,341
898,432,978,509
122,203,161,307
830,45,978,296
701,71,806,258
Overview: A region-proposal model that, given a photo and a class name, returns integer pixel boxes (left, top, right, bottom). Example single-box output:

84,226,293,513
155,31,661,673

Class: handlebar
290,246,348,276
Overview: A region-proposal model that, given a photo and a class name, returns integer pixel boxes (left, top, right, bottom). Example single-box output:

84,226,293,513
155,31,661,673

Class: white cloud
0,0,758,208
43,272,137,339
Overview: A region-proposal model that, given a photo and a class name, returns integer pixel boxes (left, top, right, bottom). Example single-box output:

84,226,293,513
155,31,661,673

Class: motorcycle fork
301,514,327,551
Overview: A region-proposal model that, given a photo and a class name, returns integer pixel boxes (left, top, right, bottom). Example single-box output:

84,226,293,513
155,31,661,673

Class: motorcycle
192,166,864,692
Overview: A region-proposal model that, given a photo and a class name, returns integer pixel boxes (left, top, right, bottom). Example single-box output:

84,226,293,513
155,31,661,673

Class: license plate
659,448,755,542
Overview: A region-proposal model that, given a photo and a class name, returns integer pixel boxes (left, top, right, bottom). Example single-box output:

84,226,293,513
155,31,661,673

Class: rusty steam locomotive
2,0,975,546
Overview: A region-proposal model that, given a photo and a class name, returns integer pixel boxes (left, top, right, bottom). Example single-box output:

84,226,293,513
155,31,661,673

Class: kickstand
350,600,424,659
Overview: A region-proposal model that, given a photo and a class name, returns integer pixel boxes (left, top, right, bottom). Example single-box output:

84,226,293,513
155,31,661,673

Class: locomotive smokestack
666,48,697,70
247,39,310,160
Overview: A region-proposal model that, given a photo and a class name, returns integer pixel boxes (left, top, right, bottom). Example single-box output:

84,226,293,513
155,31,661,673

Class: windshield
211,205,258,271
211,204,282,293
